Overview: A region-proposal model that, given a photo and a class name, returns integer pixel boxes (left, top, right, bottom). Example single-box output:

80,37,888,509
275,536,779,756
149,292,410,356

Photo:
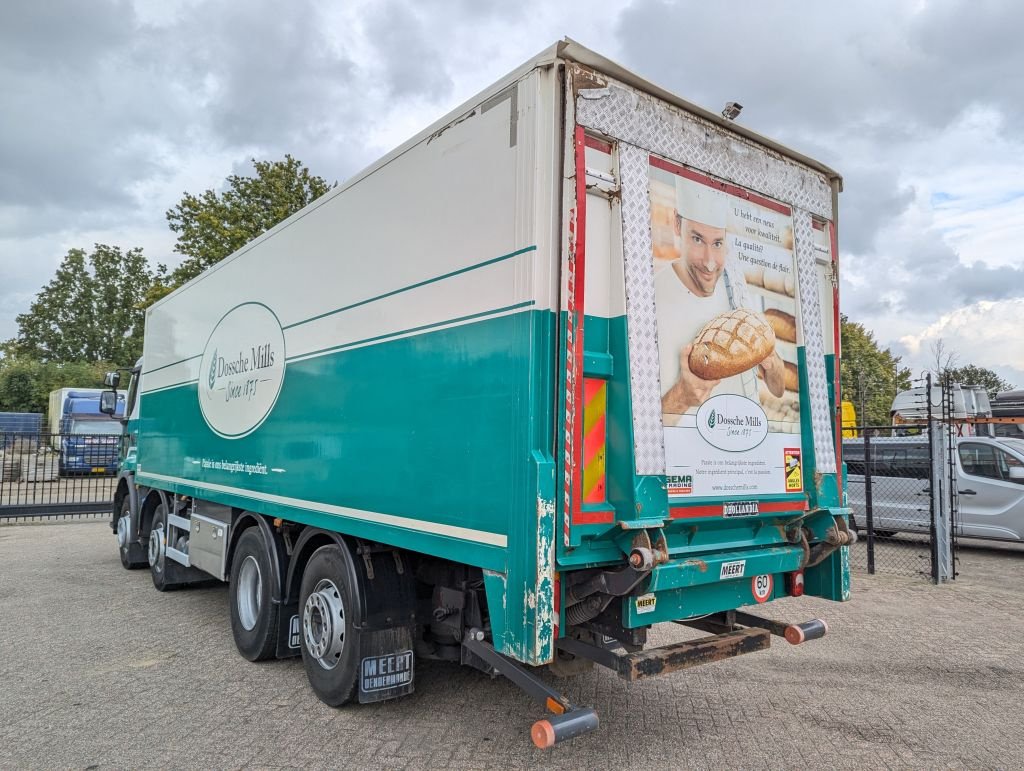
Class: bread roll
744,265,765,287
689,309,776,380
784,361,799,392
764,308,797,343
764,271,787,294
783,273,796,297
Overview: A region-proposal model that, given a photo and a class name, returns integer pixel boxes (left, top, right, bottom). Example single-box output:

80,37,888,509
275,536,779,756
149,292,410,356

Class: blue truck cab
58,392,125,474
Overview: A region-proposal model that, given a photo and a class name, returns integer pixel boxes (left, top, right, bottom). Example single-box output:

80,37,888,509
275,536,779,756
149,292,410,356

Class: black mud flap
357,627,415,703
275,602,301,659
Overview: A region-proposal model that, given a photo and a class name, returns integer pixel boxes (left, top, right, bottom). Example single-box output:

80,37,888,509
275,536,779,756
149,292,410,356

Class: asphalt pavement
1,520,1022,769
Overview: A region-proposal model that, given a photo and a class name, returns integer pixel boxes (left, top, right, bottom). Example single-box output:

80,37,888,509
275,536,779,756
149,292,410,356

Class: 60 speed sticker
751,574,773,603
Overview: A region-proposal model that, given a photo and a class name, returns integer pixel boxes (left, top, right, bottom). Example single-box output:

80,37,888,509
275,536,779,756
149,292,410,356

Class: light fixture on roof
721,101,743,121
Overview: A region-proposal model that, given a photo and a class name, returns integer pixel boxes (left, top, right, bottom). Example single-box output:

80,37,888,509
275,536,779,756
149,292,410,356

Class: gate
0,430,118,522
843,376,958,582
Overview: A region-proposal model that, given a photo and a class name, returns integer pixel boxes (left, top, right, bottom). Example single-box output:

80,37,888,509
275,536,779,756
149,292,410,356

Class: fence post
863,428,875,574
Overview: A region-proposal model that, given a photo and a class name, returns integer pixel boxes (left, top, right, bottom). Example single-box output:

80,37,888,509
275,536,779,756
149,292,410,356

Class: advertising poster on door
648,156,802,498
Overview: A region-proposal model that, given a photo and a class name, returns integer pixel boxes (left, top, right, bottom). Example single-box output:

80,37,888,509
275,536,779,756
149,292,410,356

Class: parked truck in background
102,40,850,747
48,388,126,474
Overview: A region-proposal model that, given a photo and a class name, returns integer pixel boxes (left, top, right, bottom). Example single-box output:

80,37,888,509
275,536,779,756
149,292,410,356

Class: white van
843,436,1024,542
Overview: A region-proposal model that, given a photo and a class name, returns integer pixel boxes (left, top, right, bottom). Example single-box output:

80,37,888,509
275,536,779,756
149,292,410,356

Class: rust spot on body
682,559,708,573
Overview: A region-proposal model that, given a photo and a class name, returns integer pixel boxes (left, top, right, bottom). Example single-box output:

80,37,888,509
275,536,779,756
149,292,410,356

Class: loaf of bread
688,309,776,380
784,361,800,392
764,308,797,343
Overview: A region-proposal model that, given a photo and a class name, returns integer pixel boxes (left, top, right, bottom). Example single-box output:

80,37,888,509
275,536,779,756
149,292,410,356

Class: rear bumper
559,626,771,682
623,544,806,627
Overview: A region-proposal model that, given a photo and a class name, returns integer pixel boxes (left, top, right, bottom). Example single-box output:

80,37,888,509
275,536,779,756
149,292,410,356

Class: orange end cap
784,625,805,645
531,719,556,749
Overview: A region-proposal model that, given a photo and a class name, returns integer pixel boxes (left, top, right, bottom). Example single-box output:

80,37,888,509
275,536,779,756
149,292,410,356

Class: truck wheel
116,497,147,570
299,545,360,706
229,528,279,662
148,504,176,592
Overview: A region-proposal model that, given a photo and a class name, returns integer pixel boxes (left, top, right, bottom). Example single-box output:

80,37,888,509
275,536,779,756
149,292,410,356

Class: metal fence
842,378,959,582
0,430,118,522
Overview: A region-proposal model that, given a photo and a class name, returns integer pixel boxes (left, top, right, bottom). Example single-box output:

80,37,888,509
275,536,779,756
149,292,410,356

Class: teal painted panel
624,574,783,627
139,309,552,559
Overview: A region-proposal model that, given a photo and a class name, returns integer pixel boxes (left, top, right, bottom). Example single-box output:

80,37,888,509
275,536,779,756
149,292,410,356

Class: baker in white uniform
656,179,785,426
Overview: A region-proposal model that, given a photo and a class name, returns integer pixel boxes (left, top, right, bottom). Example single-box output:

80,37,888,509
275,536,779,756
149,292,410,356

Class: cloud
899,299,1024,387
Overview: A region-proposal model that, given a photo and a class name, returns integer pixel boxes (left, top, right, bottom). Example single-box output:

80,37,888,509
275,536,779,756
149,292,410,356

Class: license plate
723,501,759,518
91,467,106,474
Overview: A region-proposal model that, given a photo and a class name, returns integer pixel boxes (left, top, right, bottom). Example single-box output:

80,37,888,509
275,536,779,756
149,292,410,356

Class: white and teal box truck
105,40,850,747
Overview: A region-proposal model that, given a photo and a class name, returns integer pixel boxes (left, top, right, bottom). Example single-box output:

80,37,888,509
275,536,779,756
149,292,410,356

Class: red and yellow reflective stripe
582,378,607,503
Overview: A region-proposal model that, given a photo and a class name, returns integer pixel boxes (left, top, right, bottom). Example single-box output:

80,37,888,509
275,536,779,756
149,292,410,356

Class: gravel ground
1,519,1022,770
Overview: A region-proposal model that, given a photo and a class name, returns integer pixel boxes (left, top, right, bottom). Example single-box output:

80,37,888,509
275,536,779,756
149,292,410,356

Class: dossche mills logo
695,394,769,452
198,303,286,439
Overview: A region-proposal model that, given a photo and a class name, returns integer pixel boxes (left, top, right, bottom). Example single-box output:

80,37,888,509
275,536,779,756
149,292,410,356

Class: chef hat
676,177,727,229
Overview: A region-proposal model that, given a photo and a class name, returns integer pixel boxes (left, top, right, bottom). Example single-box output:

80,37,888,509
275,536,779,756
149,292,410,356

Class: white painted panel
145,73,551,379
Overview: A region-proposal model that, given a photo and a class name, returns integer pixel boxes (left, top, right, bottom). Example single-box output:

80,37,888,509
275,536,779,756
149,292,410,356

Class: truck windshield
69,420,122,436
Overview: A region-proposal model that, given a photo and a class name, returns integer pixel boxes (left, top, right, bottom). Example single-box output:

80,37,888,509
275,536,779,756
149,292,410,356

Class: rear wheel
299,545,360,706
229,527,279,661
116,496,146,570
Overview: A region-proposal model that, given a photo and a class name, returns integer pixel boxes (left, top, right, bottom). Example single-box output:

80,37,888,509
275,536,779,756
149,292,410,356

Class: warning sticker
752,574,773,603
635,593,657,615
784,448,803,492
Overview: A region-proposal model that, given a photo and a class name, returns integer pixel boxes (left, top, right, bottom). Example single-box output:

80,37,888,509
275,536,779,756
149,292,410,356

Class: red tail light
786,569,805,597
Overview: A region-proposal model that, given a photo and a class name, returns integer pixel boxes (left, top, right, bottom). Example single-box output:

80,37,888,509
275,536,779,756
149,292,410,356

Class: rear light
785,569,805,597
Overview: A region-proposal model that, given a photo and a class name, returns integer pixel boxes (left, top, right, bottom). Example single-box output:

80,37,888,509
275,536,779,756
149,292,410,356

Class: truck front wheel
229,527,279,662
299,545,360,706
116,497,147,570
148,504,175,592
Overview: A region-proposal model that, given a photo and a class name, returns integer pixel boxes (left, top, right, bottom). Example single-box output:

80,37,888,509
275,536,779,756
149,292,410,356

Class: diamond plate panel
576,86,833,220
793,209,837,474
618,143,667,476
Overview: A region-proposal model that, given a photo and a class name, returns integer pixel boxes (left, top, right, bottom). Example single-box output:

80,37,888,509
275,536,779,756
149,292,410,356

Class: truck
102,39,850,747
48,388,126,473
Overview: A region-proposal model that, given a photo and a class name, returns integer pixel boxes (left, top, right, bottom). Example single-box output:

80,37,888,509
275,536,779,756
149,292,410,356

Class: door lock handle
960,489,977,495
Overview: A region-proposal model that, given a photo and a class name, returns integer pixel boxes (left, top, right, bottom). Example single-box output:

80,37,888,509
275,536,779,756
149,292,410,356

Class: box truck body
110,40,849,745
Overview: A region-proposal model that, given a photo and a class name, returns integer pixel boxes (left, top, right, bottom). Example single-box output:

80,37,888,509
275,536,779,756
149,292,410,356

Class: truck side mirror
104,371,121,388
99,390,118,415
1009,466,1024,483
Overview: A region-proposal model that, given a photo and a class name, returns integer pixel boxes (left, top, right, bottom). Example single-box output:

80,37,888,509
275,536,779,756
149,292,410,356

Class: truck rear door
557,62,847,611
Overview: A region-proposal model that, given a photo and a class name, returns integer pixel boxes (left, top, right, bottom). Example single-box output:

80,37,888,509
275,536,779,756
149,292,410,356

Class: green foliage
164,155,334,292
840,315,913,426
0,358,115,416
942,364,1014,394
7,245,152,365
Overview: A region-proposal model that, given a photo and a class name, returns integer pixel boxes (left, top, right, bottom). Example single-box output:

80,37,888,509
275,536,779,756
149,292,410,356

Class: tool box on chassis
105,39,849,747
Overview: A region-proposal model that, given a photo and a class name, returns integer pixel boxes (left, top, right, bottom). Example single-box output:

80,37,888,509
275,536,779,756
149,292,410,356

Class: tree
840,315,912,427
7,245,152,365
161,155,334,299
941,364,1014,394
0,358,115,416
929,338,958,381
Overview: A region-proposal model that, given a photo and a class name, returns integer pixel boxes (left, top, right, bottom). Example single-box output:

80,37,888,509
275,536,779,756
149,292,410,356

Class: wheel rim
116,513,129,548
303,578,346,670
237,555,263,631
148,522,165,572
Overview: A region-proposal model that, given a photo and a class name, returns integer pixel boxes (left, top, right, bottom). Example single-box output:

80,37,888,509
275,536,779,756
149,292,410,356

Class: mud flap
275,601,301,659
357,627,416,703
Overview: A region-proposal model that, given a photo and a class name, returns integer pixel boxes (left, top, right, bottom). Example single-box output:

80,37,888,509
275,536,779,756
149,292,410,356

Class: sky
2,0,1023,388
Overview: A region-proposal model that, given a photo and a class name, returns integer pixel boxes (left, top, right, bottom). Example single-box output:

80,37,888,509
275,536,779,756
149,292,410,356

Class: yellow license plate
91,467,106,474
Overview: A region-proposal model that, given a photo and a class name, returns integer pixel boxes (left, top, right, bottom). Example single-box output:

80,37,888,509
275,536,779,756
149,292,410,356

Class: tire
229,527,279,662
116,496,147,570
148,503,176,592
299,545,360,706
